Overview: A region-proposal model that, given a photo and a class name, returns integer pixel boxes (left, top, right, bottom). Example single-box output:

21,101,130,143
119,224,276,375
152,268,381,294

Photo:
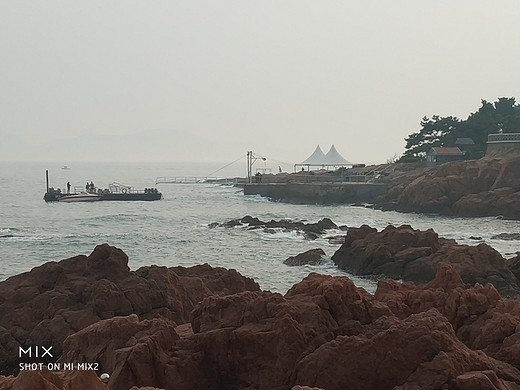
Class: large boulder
284,248,326,266
332,224,520,297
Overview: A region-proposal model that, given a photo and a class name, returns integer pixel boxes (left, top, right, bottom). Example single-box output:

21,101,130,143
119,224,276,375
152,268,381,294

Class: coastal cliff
1,244,520,390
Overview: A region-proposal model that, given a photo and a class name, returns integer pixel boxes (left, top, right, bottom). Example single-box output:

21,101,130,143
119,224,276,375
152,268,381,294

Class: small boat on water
43,171,162,202
57,192,101,202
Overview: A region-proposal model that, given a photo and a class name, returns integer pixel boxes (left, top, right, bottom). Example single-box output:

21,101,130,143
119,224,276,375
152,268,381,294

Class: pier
243,182,387,204
155,176,246,185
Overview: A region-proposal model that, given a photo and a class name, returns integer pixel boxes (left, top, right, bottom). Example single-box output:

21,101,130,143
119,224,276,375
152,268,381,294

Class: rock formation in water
331,224,520,297
210,216,342,240
284,248,326,266
377,156,520,219
1,244,520,390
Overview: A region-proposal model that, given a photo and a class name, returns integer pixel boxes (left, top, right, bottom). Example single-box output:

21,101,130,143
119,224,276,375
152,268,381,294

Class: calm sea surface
1,161,520,293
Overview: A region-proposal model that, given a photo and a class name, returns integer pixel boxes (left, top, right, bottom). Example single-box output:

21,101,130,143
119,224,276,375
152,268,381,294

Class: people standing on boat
67,182,71,194
86,182,90,192
90,182,95,193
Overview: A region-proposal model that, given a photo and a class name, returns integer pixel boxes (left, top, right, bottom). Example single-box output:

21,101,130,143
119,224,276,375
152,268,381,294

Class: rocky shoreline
248,155,520,220
1,231,520,390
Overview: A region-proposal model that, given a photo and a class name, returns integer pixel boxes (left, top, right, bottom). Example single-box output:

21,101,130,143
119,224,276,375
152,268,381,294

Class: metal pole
45,170,49,192
247,151,252,184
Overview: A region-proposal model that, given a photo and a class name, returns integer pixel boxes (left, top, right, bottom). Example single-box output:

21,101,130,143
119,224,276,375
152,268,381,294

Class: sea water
1,161,520,293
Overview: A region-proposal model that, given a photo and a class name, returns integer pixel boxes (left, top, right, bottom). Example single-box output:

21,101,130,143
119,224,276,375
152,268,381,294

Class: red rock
332,224,520,296
60,314,218,390
284,248,326,266
0,370,106,390
0,244,259,375
294,309,520,390
189,272,393,390
378,157,520,219
2,246,520,390
376,263,520,371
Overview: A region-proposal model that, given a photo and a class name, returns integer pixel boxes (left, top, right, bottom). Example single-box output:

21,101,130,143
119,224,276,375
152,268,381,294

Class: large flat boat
43,171,162,202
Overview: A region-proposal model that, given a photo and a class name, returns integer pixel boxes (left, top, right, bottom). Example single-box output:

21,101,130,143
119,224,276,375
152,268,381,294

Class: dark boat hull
98,193,162,201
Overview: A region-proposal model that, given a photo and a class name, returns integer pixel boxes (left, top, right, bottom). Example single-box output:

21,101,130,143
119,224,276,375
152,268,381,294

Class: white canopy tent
300,145,326,165
322,144,350,165
295,144,352,171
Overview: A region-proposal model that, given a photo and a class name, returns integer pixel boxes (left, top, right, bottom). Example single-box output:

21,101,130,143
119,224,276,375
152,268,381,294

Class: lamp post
246,151,266,184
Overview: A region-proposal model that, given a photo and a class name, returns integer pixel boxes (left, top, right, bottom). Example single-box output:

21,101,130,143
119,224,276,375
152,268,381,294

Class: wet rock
240,215,265,226
332,224,520,297
493,233,520,240
284,248,326,266
212,216,338,238
325,234,345,244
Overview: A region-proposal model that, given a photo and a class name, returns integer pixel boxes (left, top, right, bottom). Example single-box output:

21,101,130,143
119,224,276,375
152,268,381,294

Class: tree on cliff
403,115,459,158
401,97,520,160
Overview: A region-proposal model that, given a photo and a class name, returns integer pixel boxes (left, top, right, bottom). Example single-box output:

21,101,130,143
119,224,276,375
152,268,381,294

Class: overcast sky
1,1,519,165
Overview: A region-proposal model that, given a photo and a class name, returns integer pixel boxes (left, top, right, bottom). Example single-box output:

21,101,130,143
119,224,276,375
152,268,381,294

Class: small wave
0,227,78,242
257,228,305,241
244,194,271,203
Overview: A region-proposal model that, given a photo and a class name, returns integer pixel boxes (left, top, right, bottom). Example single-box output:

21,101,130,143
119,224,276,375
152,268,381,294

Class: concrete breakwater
243,182,387,204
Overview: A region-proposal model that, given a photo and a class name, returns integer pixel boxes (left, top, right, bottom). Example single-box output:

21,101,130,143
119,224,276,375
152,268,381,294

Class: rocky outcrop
2,246,520,390
48,265,520,390
375,263,520,374
284,248,326,266
0,244,259,375
332,224,520,297
210,216,341,239
378,156,520,219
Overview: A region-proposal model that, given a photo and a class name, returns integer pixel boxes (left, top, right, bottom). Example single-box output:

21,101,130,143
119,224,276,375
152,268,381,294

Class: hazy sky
1,1,519,166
